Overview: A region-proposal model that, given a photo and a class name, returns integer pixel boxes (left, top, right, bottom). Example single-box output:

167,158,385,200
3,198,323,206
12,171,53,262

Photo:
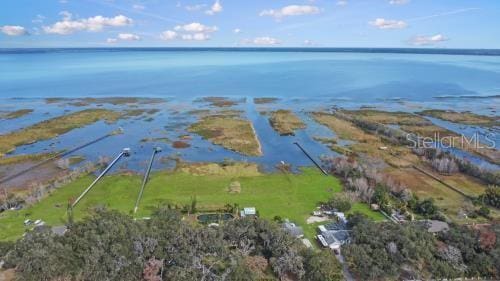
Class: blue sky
1,0,499,48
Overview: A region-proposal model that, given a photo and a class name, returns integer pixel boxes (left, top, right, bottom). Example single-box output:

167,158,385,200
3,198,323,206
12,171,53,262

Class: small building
301,238,313,248
51,225,68,236
426,220,449,234
240,207,256,217
370,204,380,211
391,212,406,223
334,212,347,224
312,210,323,216
282,220,304,238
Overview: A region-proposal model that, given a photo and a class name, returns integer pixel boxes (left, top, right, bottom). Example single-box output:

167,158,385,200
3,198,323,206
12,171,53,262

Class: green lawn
0,168,349,241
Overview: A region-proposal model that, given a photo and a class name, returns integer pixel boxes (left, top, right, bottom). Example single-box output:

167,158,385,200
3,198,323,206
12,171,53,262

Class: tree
414,198,438,217
302,250,343,281
479,186,500,208
325,196,352,212
7,207,344,281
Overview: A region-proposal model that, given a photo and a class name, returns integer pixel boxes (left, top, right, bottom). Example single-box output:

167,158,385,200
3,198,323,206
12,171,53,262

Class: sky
0,0,499,48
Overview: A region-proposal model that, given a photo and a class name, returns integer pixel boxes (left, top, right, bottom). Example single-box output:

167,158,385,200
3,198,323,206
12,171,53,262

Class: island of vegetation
188,115,263,156
0,109,33,120
195,96,244,108
268,109,306,136
253,97,279,104
0,109,121,157
420,109,500,127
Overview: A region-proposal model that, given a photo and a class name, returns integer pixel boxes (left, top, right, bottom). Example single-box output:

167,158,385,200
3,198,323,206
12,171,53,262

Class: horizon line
2,47,500,56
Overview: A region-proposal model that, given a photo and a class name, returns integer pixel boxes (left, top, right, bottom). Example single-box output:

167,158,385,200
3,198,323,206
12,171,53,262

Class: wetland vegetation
420,109,500,127
0,109,33,120
0,96,498,281
268,109,306,136
188,115,262,156
0,109,121,157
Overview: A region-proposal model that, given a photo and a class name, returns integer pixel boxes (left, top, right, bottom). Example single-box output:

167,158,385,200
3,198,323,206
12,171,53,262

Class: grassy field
334,109,499,165
420,109,499,127
0,109,121,157
268,109,306,136
312,112,417,167
188,115,262,156
0,168,386,241
341,109,430,126
312,110,496,222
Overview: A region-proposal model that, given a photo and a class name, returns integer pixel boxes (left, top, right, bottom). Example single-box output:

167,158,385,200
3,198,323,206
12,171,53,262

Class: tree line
343,213,500,280
1,207,343,281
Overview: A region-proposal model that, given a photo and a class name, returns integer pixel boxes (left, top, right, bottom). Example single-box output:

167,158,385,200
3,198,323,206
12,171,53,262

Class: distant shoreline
1,47,500,56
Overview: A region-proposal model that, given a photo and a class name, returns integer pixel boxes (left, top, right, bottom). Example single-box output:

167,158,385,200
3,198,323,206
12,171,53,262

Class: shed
240,207,256,217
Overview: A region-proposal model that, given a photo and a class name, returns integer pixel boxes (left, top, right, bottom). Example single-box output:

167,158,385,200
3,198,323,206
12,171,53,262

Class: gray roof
282,222,304,237
51,225,68,236
321,230,350,245
426,220,449,233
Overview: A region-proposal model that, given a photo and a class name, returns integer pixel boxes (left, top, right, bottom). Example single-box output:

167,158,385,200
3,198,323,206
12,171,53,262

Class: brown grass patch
269,109,306,135
188,115,262,156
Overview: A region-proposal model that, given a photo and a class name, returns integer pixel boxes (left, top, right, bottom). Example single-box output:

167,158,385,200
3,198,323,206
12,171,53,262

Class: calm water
0,49,499,175
1,49,500,102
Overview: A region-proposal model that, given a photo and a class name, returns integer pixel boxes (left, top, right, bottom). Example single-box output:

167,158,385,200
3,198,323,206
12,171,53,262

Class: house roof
282,222,304,237
426,220,449,233
52,225,68,236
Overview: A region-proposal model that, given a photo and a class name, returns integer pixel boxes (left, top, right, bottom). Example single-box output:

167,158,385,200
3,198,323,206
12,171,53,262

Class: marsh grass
268,109,306,136
188,115,262,156
0,109,121,156
1,109,33,120
420,109,499,127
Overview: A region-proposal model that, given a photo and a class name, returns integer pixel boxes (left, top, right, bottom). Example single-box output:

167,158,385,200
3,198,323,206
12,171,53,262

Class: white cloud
336,1,348,6
260,5,320,20
390,0,410,5
185,4,206,11
32,14,46,24
174,22,217,33
182,33,210,41
160,30,177,41
369,18,407,29
163,22,217,42
244,36,281,45
205,0,223,15
0,25,28,36
303,39,314,45
410,34,448,46
233,28,241,34
43,14,133,35
133,4,145,10
117,33,140,41
106,33,140,43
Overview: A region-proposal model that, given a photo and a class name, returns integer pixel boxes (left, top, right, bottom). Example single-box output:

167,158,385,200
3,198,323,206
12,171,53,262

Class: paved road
335,252,355,281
